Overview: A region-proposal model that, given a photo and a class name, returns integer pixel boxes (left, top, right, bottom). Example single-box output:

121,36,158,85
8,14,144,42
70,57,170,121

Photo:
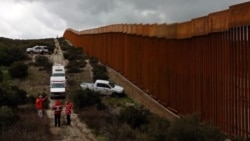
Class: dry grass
0,105,52,141
9,65,50,97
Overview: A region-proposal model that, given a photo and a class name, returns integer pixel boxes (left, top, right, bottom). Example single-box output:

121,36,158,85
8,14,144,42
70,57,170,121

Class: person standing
52,100,62,127
65,100,73,125
35,95,47,118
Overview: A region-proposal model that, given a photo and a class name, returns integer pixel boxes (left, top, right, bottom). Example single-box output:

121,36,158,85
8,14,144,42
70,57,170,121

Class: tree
9,62,28,79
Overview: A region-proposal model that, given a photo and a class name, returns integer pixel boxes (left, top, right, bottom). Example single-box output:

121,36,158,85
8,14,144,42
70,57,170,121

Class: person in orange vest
35,95,47,118
65,100,73,125
52,100,63,127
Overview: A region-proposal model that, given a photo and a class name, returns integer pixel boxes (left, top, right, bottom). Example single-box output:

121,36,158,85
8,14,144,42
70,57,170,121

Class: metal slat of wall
241,25,248,138
212,33,217,124
151,37,159,99
239,26,244,137
224,30,230,137
230,27,234,137
140,37,147,91
195,37,202,115
215,32,220,125
200,36,205,120
221,31,226,133
233,27,238,137
242,26,248,138
247,25,250,138
158,38,167,105
237,26,241,136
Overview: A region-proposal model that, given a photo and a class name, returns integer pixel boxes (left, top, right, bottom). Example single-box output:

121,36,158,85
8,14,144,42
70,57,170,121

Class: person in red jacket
65,100,73,125
52,100,62,127
35,95,47,118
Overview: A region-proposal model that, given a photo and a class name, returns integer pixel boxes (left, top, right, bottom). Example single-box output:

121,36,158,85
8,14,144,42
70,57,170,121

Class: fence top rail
64,1,250,39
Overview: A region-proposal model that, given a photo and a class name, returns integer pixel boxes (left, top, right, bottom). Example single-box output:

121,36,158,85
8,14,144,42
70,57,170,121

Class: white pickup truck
80,80,124,96
26,45,49,54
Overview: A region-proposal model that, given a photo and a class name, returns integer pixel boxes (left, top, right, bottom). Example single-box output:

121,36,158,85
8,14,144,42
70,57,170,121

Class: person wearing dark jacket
52,100,62,127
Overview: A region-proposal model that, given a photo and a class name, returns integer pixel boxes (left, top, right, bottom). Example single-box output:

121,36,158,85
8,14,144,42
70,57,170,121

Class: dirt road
45,38,177,140
45,39,97,141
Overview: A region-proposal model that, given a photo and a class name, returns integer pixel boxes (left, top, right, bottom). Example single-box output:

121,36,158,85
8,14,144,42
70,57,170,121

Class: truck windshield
109,82,115,88
51,83,65,88
52,73,65,77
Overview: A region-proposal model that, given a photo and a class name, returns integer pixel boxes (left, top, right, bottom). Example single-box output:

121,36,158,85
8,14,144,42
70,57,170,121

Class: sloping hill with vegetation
0,37,233,141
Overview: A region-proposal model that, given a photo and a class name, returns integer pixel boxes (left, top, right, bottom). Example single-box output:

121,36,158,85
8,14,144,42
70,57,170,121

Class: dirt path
44,38,176,141
46,102,96,141
45,39,97,141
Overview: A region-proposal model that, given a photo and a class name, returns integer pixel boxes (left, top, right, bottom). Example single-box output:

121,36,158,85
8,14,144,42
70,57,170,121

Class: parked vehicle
80,79,124,96
50,64,66,99
26,45,49,54
52,63,65,77
50,76,66,99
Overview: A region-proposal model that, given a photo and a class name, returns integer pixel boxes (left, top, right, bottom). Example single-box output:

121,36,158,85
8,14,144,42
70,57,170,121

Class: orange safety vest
65,102,73,115
36,98,45,109
52,100,62,115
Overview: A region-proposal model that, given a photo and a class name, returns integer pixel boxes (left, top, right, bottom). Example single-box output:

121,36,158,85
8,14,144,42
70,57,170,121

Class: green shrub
70,89,102,110
138,115,170,141
66,61,82,73
105,122,136,141
35,55,49,66
168,114,225,141
10,86,28,105
92,64,109,82
0,82,28,109
0,69,3,82
93,71,109,82
118,106,150,129
0,105,51,141
63,46,85,61
89,57,99,65
9,61,28,79
0,45,27,66
78,59,87,68
34,56,52,71
78,106,109,134
0,106,19,129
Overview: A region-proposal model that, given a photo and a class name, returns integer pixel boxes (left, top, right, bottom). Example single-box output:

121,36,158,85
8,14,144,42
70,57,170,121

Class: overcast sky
0,0,248,39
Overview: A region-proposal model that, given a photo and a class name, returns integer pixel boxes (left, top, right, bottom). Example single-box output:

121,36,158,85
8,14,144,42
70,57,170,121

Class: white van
50,64,66,99
52,64,65,77
50,76,66,99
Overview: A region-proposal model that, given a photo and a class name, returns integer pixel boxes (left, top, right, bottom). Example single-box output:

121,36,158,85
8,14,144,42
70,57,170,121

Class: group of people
35,95,73,127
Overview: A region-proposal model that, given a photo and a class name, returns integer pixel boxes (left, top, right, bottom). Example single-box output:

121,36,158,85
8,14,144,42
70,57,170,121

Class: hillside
0,37,229,141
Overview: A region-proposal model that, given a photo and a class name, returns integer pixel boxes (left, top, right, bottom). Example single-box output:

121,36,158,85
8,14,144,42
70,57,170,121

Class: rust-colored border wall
63,2,250,138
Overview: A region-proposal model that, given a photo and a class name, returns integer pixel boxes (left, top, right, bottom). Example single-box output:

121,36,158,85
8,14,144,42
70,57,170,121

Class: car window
52,73,65,77
51,83,65,88
96,83,104,87
103,84,110,88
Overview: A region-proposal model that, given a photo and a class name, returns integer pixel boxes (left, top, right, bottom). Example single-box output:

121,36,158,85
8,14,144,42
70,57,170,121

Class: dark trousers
54,114,61,127
66,114,71,125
